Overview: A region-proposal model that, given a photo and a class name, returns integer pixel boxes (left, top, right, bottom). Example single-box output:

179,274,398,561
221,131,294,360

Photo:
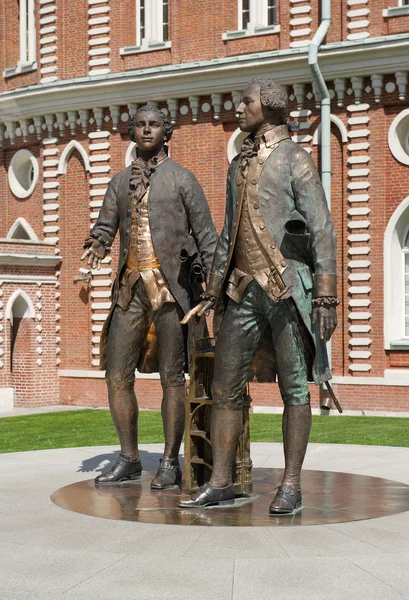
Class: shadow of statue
77,449,182,474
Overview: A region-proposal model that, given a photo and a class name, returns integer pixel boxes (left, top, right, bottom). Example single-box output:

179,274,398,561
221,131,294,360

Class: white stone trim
58,369,161,380
8,150,39,199
227,128,249,163
5,290,36,323
125,142,137,167
388,108,409,166
222,25,280,42
312,114,348,145
6,217,38,241
57,140,90,174
384,195,409,349
383,5,409,17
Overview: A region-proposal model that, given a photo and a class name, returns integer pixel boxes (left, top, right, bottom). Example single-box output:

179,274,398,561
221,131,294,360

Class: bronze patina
51,466,409,527
81,106,217,490
180,78,338,514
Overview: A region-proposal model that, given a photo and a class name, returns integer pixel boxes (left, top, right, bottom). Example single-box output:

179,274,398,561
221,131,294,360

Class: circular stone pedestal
51,467,409,527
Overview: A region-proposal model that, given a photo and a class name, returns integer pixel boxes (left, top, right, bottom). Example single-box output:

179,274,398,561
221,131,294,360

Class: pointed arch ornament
57,140,90,175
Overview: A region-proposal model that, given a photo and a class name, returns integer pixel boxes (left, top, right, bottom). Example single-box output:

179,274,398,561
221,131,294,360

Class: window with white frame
404,228,409,337
136,0,169,47
224,0,279,40
19,0,36,66
121,0,170,55
238,0,277,31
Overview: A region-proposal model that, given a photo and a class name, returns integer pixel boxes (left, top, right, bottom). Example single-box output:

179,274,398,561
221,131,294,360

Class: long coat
89,158,218,370
210,130,337,384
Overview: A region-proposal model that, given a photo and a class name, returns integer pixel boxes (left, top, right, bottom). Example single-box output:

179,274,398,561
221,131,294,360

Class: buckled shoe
150,458,182,490
178,482,235,508
269,485,302,515
94,453,142,485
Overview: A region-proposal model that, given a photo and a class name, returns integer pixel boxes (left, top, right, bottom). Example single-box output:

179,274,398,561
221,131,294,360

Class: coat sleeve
291,149,337,295
206,161,235,297
180,170,218,274
88,172,121,247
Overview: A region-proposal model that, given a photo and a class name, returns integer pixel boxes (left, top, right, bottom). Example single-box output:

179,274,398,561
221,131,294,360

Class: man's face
132,110,165,152
236,84,267,133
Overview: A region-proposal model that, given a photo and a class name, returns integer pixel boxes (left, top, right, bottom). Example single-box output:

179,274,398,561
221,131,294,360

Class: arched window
384,197,409,349
19,0,36,66
403,228,409,338
6,291,35,372
227,128,248,163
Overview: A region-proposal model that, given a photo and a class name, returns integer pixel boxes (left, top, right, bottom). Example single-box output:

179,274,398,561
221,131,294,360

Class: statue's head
128,105,173,153
236,78,288,133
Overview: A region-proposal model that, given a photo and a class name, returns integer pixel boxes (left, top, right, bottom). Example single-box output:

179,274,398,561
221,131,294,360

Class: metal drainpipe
308,0,333,409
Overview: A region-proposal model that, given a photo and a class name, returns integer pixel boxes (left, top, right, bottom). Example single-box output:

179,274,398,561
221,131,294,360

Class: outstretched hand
312,305,338,342
81,239,106,271
180,299,215,325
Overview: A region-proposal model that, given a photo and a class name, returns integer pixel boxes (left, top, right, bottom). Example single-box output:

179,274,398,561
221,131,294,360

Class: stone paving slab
1,442,409,599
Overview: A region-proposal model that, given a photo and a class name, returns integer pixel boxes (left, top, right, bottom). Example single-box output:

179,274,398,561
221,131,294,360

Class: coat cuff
206,272,223,298
314,273,337,298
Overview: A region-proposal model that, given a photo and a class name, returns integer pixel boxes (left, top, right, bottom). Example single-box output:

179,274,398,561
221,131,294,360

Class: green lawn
1,410,409,454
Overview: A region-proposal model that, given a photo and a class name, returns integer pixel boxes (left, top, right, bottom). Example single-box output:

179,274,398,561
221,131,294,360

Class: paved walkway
1,442,409,600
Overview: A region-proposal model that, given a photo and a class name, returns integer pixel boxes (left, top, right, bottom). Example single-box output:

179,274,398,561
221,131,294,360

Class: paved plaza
1,441,409,599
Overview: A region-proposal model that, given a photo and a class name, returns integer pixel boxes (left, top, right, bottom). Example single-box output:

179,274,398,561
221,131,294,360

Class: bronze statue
180,79,338,514
81,106,217,489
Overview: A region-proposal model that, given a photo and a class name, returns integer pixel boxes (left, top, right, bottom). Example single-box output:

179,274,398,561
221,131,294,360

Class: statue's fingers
319,310,325,340
180,306,199,325
80,249,91,261
197,300,213,317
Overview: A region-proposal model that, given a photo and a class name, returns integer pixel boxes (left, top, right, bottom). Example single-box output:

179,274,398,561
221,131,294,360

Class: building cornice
0,253,62,267
1,34,409,121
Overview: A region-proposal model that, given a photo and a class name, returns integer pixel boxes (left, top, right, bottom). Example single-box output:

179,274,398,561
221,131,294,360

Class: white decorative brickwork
88,127,112,367
88,0,111,76
347,0,370,41
289,0,311,48
39,0,57,83
346,102,372,374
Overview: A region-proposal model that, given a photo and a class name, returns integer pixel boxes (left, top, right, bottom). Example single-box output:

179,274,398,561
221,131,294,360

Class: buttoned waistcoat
209,131,337,384
89,158,218,370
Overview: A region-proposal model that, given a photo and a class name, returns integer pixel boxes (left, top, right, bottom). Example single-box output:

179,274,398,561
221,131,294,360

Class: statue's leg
150,302,186,490
268,299,311,514
95,281,151,485
179,282,266,507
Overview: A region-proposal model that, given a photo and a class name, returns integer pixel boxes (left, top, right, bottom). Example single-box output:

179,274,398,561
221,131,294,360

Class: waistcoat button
253,203,259,209
271,244,276,250
281,260,287,267
259,224,265,230
252,179,257,185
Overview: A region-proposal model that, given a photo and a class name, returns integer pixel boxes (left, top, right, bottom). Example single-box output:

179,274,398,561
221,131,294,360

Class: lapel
223,128,289,276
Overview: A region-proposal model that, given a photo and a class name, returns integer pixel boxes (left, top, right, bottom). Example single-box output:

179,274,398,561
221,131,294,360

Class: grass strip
0,410,409,454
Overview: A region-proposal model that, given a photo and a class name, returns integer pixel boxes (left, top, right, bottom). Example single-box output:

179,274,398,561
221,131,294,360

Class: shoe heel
129,472,142,480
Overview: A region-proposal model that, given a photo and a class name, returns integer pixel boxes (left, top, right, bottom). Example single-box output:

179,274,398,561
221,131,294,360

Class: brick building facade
1,0,409,413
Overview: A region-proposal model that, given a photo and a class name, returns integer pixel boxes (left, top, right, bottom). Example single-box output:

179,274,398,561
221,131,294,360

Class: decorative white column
88,127,112,367
346,101,372,373
88,0,111,76
39,0,58,84
347,0,370,42
289,0,312,49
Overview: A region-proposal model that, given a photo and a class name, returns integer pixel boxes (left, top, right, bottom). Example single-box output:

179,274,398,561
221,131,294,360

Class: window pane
268,0,276,26
163,0,169,41
404,231,409,249
242,0,250,29
140,0,145,41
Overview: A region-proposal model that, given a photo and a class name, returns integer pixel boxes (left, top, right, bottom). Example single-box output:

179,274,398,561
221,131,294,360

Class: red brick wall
59,150,92,369
59,0,88,79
